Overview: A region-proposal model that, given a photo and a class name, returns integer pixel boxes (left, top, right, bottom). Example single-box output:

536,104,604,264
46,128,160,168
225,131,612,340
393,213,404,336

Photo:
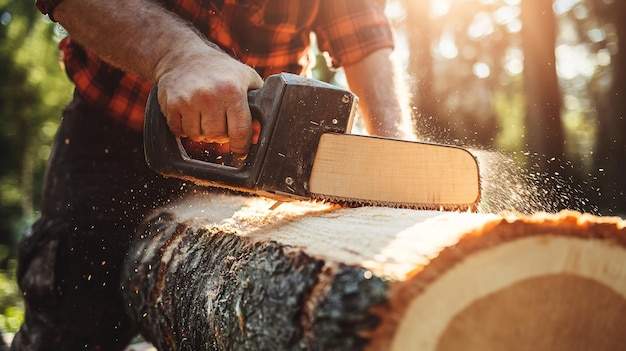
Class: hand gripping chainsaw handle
143,73,357,197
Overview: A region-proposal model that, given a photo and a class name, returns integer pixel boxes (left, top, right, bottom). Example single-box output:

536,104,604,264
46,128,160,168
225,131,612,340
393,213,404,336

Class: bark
122,193,626,351
122,197,387,351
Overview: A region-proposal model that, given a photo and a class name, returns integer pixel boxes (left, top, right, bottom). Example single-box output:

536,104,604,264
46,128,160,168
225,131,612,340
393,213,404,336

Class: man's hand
53,0,264,157
155,47,263,158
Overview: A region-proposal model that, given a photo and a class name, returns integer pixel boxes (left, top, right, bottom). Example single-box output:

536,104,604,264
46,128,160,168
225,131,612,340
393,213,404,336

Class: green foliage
0,0,71,335
0,257,23,334
492,82,525,154
0,0,72,251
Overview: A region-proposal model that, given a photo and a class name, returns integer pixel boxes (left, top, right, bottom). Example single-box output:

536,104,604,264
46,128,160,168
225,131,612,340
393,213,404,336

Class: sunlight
437,32,458,59
572,4,589,19
493,5,518,25
556,44,595,79
385,1,407,21
553,0,583,16
473,62,491,79
587,28,606,43
596,48,611,66
431,0,451,17
468,12,494,39
504,48,524,75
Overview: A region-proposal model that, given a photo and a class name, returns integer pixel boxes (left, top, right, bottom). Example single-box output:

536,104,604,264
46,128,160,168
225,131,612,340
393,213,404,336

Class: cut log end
375,212,626,351
385,236,626,351
437,274,626,351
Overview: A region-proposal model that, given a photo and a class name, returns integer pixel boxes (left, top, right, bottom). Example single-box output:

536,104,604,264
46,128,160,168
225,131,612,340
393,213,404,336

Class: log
121,193,626,351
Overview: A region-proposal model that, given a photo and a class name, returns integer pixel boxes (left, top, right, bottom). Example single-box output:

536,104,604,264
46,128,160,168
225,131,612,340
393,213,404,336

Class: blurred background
0,0,624,338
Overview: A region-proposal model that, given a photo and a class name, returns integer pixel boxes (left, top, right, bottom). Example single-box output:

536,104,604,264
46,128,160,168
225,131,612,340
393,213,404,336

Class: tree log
122,193,626,351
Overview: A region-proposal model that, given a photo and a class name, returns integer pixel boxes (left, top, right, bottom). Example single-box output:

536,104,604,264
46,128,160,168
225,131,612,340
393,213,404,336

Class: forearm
344,48,416,140
54,0,224,83
55,0,263,156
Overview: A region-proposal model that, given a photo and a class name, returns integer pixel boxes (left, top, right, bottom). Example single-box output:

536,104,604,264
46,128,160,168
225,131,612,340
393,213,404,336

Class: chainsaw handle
144,73,357,196
143,85,274,189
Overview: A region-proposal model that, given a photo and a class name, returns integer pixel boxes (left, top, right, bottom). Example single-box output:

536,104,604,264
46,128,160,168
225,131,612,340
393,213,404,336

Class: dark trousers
11,92,191,350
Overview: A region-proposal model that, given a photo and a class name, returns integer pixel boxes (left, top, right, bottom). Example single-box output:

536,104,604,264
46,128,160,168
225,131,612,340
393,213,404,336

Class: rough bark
122,196,388,351
122,193,626,351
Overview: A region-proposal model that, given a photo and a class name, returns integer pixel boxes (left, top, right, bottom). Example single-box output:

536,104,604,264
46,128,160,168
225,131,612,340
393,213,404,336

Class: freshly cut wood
122,192,626,351
309,134,481,210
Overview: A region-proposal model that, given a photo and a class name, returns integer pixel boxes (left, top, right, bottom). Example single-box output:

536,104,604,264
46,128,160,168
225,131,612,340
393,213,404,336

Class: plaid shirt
36,0,394,131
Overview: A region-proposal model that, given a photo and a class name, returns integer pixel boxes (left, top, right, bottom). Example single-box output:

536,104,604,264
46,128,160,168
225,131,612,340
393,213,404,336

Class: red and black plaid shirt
36,0,394,131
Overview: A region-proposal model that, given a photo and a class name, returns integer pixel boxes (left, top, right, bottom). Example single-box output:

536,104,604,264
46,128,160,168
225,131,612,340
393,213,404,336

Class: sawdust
162,192,337,234
471,150,595,215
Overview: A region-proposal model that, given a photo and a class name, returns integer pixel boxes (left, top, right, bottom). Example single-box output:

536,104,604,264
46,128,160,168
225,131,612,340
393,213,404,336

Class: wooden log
121,193,626,351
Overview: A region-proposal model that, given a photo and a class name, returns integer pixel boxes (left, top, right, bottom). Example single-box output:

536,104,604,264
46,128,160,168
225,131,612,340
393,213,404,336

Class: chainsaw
144,73,481,211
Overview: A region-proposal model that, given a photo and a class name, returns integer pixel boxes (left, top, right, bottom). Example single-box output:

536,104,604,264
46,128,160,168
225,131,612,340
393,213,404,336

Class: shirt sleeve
35,0,65,21
313,0,394,68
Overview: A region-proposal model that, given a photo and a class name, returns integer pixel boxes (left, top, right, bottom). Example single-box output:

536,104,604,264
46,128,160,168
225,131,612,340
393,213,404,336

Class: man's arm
343,48,416,140
53,0,263,157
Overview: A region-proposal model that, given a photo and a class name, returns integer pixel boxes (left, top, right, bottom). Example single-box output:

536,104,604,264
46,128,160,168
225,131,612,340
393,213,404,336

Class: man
13,0,414,349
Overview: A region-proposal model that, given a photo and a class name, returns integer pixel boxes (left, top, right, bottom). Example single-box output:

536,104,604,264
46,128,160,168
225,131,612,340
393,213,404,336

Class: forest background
0,0,624,335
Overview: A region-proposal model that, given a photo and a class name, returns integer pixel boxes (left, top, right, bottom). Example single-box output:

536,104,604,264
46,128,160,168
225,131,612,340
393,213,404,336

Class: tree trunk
520,0,564,174
122,193,626,351
594,0,626,214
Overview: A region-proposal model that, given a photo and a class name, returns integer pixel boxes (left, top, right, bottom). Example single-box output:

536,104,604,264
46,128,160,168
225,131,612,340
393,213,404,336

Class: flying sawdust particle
471,149,597,215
